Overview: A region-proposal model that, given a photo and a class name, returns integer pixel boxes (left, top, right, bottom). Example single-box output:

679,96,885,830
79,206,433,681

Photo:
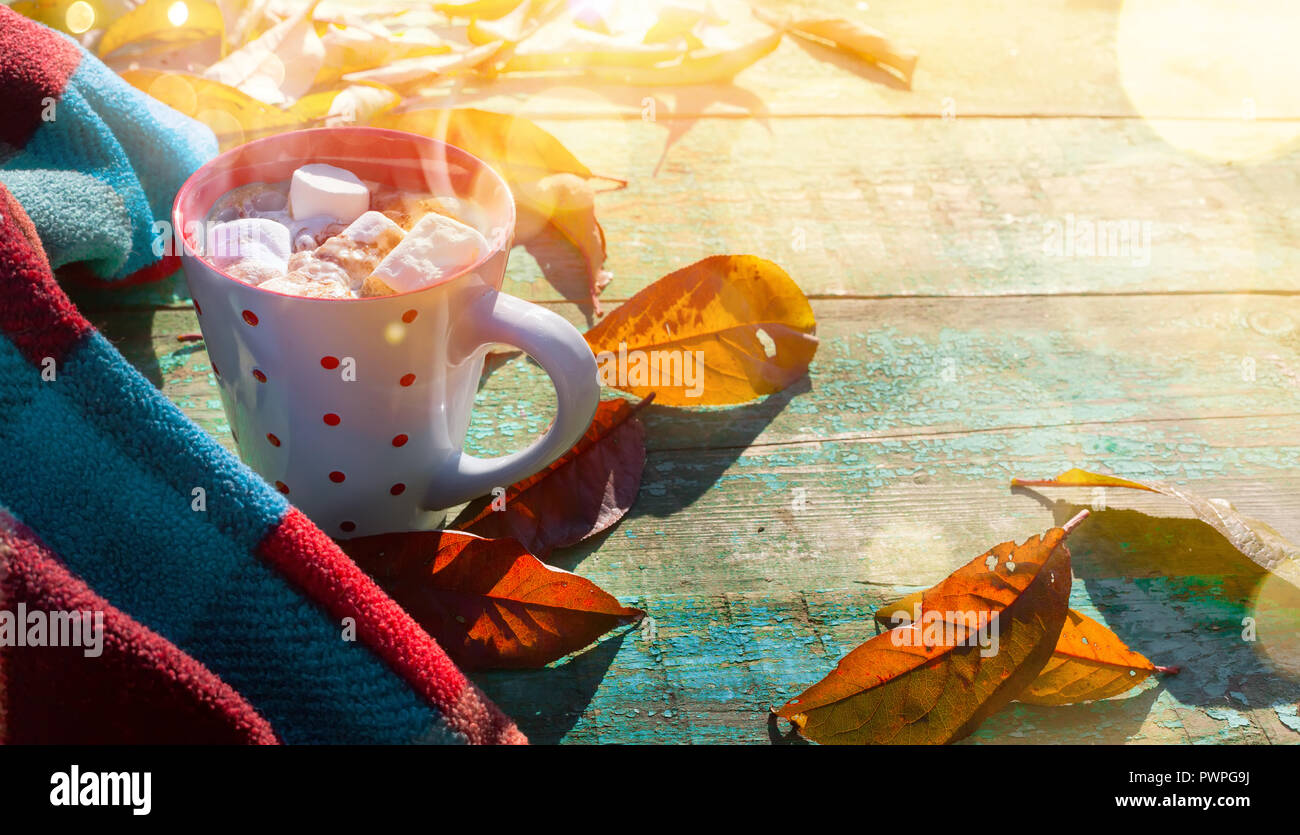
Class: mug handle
438,288,600,507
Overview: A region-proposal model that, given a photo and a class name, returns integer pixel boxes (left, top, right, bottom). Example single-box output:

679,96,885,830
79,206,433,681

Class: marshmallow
285,211,405,294
289,163,369,223
205,218,291,285
259,274,353,299
372,188,471,231
361,211,489,297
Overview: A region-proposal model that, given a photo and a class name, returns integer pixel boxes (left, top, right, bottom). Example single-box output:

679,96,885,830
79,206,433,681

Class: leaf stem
1154,664,1181,675
1062,508,1090,535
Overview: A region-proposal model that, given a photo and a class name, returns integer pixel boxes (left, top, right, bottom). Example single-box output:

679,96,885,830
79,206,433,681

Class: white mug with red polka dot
174,127,600,538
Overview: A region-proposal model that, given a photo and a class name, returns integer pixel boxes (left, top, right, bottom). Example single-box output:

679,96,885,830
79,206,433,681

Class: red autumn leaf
451,395,650,557
341,530,643,669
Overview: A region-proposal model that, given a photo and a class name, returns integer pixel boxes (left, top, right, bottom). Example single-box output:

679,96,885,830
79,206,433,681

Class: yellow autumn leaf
514,173,610,313
218,0,274,47
341,41,505,88
584,255,818,406
286,83,401,127
586,29,781,85
1012,468,1158,493
373,107,621,189
1012,468,1300,590
97,0,226,59
754,8,918,86
202,0,323,105
499,24,685,72
120,68,299,148
434,0,526,21
642,5,719,49
317,21,451,84
466,0,562,45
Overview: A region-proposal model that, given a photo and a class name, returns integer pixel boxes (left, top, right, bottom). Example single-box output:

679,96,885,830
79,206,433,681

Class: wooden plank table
72,0,1300,743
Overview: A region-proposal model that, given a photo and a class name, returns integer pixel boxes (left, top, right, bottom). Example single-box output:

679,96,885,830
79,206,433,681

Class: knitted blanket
0,7,524,744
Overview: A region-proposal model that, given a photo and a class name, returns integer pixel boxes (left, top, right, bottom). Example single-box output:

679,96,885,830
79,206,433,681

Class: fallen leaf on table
434,0,526,21
498,25,686,73
341,530,644,669
584,255,818,406
120,68,300,148
341,40,505,88
753,8,917,86
317,21,450,84
97,0,225,60
1012,468,1300,589
218,0,274,49
876,597,1175,705
467,0,562,46
286,83,401,127
586,29,781,85
774,512,1085,744
202,0,323,105
452,396,650,557
373,107,623,191
514,173,611,312
1017,609,1176,705
642,5,720,49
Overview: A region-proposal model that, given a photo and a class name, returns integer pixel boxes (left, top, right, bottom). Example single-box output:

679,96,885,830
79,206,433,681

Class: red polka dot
401,309,418,323
390,483,406,496
275,481,289,494
329,471,345,483
194,300,202,315
339,521,356,533
323,413,341,426
320,355,339,369
399,373,416,387
212,363,220,378
267,433,280,447
242,310,258,326
392,434,408,447
252,369,267,383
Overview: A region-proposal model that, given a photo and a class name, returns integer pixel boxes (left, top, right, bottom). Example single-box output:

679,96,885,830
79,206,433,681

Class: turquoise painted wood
72,0,1300,744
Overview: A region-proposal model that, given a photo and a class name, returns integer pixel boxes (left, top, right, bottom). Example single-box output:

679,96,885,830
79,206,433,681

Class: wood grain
68,0,1300,743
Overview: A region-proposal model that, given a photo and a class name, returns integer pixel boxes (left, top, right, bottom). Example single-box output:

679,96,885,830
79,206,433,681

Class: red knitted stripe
0,185,94,364
0,6,83,148
257,509,526,744
0,511,279,744
60,253,182,288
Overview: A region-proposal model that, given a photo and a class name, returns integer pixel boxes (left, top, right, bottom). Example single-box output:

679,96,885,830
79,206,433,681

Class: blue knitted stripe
0,332,460,743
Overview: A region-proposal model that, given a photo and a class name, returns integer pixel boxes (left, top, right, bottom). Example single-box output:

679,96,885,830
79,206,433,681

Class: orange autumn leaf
585,255,817,406
341,530,643,669
1018,609,1172,705
452,396,650,557
875,598,1174,705
775,512,1086,744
